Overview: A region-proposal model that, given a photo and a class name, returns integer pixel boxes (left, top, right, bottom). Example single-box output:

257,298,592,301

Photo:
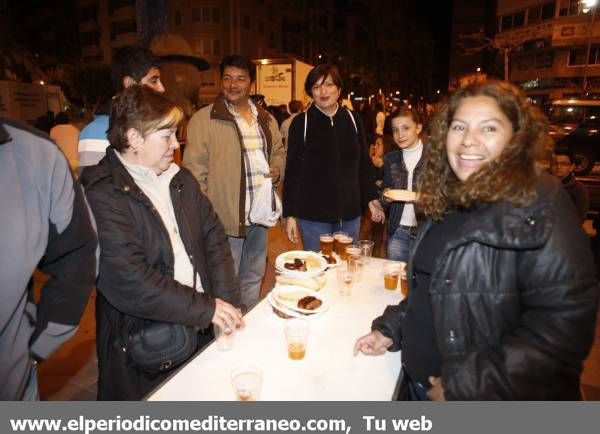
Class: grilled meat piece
297,296,322,310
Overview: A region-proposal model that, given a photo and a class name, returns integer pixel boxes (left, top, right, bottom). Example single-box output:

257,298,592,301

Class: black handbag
393,366,429,401
121,320,198,375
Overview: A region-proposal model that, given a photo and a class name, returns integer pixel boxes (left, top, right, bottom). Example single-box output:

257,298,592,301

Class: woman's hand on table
426,376,446,401
284,217,300,243
212,298,245,333
368,200,386,223
353,330,393,356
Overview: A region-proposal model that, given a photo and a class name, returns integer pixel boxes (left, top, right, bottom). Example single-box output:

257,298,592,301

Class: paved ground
35,224,600,400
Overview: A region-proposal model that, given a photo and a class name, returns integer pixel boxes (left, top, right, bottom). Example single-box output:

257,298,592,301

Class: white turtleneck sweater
399,139,423,227
115,150,203,292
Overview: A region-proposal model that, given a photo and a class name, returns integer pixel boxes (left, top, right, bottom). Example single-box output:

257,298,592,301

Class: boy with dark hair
110,45,163,93
552,147,589,223
78,45,165,172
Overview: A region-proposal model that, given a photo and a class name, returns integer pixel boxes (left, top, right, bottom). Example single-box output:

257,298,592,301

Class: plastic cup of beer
358,240,375,264
231,366,263,401
346,244,361,257
284,318,309,361
320,233,334,255
398,261,408,297
337,236,353,260
400,275,409,298
214,323,235,351
383,261,403,291
347,253,364,282
333,231,349,255
337,264,354,296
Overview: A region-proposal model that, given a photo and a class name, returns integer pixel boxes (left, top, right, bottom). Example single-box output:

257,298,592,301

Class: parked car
548,99,600,175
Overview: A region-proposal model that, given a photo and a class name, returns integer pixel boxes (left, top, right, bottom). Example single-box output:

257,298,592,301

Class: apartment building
78,0,139,63
76,0,334,104
498,0,600,104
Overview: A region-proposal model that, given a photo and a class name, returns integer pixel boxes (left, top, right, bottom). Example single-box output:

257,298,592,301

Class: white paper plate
384,189,418,202
265,296,327,322
275,250,328,276
318,252,341,269
271,285,329,315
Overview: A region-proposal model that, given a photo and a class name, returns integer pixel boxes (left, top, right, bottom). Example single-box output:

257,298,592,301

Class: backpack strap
345,108,358,134
303,111,308,144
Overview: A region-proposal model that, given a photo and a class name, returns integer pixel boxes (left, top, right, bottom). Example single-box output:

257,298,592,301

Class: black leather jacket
81,148,240,399
373,174,599,400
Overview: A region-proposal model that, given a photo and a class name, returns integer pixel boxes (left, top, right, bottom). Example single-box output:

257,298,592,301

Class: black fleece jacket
283,105,376,222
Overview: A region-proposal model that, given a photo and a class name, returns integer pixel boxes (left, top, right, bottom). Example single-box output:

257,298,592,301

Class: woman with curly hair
354,81,599,400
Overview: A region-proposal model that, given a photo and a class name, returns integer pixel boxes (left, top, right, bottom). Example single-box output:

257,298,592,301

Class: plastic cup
284,318,310,360
214,323,235,351
231,366,263,401
346,244,361,257
400,275,409,298
347,254,364,282
399,261,408,297
383,261,403,291
320,233,334,255
336,264,354,296
337,236,353,260
333,231,349,256
358,240,375,264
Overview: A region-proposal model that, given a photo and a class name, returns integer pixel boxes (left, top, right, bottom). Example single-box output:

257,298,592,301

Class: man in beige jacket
183,55,285,309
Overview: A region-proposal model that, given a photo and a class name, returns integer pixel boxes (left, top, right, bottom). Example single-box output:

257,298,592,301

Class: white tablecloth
147,257,402,401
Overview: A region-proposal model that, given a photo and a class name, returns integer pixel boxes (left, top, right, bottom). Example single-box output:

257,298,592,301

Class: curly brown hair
417,81,552,220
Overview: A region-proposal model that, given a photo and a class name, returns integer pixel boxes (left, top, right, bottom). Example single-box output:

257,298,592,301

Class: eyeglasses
311,81,337,92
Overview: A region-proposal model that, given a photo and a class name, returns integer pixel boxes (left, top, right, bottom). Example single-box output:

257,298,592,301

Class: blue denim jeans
387,226,415,262
297,217,361,252
227,225,267,310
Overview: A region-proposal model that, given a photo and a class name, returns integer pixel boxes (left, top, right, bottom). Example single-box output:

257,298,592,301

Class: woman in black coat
354,81,599,400
282,64,378,251
81,86,243,400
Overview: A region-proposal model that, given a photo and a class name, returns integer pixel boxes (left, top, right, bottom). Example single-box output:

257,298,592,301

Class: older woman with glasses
282,64,379,251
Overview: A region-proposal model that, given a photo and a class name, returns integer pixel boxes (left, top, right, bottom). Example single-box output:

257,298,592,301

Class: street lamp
582,0,598,94
582,0,597,13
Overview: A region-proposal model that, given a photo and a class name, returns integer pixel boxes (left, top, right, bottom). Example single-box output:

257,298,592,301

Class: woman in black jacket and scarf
81,86,243,400
354,81,599,400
